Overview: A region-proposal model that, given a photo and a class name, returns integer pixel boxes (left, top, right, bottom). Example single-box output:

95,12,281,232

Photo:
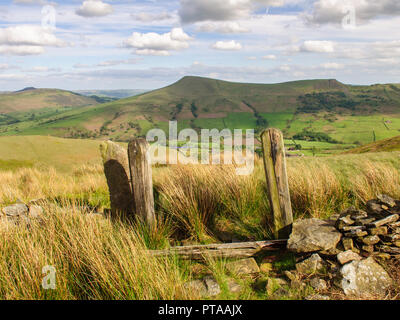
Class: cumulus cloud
212,40,242,50
76,0,114,18
179,0,286,24
196,21,250,33
0,25,65,47
124,28,192,56
0,25,66,56
305,0,400,26
300,40,335,53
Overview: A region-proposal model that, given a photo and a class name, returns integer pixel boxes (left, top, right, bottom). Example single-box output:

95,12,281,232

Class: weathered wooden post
128,138,156,228
261,128,293,239
100,141,135,218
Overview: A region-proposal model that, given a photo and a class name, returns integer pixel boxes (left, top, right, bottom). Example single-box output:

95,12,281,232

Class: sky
0,0,399,90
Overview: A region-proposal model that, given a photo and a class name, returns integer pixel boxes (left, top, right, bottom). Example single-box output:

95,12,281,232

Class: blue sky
0,0,399,90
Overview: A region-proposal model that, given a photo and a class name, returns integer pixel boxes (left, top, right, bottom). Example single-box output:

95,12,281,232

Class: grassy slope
0,88,97,113
0,136,105,171
344,135,400,154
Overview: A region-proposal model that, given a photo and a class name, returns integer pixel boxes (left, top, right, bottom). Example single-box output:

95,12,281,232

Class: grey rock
203,276,221,297
368,227,388,236
296,253,326,275
342,238,354,251
367,200,385,216
340,257,392,297
361,235,381,245
184,280,207,297
368,214,399,228
288,219,342,253
226,258,260,275
377,194,396,208
309,278,328,291
2,203,28,217
184,276,221,298
337,250,362,265
28,205,43,219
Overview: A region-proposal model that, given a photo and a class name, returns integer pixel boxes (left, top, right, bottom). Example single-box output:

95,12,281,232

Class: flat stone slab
288,219,342,253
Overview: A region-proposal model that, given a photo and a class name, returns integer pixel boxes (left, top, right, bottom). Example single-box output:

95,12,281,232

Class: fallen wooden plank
150,240,287,260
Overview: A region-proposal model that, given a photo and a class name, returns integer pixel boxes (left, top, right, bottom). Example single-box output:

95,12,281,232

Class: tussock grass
1,152,400,299
0,203,190,300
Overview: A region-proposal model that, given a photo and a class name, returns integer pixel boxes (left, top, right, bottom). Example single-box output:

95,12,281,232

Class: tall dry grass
1,152,400,299
0,203,191,300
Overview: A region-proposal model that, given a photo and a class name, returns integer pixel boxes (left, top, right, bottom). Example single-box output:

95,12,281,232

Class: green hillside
1,77,400,154
0,87,97,113
344,135,400,154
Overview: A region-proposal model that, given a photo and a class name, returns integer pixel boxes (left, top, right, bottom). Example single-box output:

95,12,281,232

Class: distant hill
1,76,400,150
0,88,98,113
344,135,400,154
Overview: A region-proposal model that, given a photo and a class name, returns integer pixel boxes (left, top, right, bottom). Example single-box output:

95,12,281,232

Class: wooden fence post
100,141,134,218
261,128,293,239
128,138,156,228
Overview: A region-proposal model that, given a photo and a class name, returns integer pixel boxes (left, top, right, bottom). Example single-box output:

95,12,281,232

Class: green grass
0,136,107,172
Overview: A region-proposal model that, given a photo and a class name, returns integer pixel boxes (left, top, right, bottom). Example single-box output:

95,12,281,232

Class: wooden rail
150,240,287,260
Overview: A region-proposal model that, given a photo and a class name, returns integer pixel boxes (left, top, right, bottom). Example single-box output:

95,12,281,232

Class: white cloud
300,40,335,53
306,0,400,26
212,40,242,50
76,0,114,18
135,49,170,56
196,21,250,33
0,25,65,47
0,25,66,56
179,0,287,23
124,28,192,56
